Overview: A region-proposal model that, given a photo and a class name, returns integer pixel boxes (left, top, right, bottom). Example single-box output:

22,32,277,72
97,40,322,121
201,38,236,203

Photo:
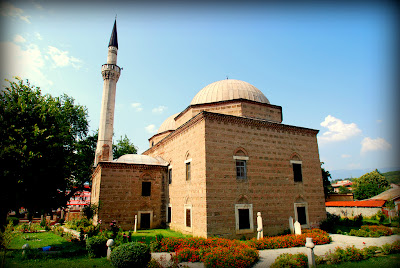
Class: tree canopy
353,169,390,200
0,78,89,225
113,135,138,159
321,163,333,198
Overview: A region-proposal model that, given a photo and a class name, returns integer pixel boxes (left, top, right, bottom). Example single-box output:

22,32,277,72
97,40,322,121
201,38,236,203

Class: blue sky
1,1,398,179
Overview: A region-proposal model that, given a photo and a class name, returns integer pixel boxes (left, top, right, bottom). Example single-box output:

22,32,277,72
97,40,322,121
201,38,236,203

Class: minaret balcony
102,64,121,73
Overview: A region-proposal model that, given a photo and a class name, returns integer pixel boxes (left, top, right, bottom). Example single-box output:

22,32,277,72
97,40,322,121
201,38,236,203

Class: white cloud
0,41,53,87
131,102,143,112
13,35,26,43
35,32,43,40
0,2,31,23
145,124,157,134
361,137,392,154
319,115,361,143
47,46,82,69
152,105,167,114
341,154,351,158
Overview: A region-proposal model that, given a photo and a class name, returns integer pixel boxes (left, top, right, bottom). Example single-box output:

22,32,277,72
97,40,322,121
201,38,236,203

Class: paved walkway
151,234,400,268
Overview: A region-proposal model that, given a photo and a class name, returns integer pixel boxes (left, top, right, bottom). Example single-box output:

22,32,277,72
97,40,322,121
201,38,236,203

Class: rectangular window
297,207,307,225
238,209,250,229
235,204,254,234
168,168,172,184
141,181,151,196
293,163,302,182
167,206,171,223
236,160,247,179
186,162,191,181
185,208,191,227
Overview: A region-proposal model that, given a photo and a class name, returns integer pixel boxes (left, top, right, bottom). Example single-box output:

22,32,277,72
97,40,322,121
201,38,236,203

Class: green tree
338,185,351,194
321,163,333,198
0,78,89,227
113,134,138,159
353,169,390,200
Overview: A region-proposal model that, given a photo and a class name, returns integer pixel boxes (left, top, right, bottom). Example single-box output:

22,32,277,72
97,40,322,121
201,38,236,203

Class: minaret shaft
95,21,121,165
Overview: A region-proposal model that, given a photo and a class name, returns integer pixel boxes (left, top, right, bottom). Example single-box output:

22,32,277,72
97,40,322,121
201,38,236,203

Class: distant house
368,184,400,216
66,184,91,210
331,180,353,193
325,200,385,218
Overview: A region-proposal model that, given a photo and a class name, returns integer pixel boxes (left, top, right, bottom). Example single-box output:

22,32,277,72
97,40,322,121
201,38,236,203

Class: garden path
151,234,400,268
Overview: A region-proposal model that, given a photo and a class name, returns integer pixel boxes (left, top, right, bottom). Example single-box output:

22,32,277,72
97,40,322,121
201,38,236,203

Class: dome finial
226,75,229,80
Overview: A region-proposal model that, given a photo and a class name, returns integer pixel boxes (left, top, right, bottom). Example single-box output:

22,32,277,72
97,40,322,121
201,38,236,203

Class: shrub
86,235,108,258
361,246,379,258
110,242,151,268
325,246,364,264
320,212,340,233
270,253,307,268
6,217,19,226
381,241,400,255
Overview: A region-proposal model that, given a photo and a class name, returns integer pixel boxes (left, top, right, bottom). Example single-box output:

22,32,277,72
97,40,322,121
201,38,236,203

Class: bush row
271,241,400,267
347,225,393,237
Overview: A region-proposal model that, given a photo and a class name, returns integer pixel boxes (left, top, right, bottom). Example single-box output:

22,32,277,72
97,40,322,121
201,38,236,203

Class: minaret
95,19,121,165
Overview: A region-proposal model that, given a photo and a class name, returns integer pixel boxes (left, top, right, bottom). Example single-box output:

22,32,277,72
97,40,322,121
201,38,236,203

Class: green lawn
3,255,113,268
123,228,190,238
9,232,70,249
318,254,400,268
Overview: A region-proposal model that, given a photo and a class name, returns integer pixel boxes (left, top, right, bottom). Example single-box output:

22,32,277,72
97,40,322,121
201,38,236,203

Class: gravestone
134,215,137,232
22,243,29,256
256,212,263,240
289,216,294,234
294,221,301,235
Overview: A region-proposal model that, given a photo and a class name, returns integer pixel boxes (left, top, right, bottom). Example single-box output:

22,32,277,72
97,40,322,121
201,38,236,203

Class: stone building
91,20,326,238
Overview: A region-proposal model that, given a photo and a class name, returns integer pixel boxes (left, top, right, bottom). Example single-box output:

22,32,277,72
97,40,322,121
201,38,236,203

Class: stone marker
106,239,115,260
257,212,263,240
22,243,29,256
305,237,316,267
294,221,301,235
289,216,294,234
61,210,65,220
134,215,137,233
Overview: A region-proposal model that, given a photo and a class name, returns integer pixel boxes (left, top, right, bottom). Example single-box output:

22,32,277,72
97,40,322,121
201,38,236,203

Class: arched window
234,148,249,180
290,153,302,183
184,152,192,181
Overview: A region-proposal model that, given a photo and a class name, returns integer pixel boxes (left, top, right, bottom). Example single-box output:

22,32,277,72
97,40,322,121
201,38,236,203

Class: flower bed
154,229,330,268
246,229,331,250
157,237,259,268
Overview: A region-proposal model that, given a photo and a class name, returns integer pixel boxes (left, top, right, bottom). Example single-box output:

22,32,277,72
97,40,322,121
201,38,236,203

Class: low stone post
61,209,65,220
106,239,115,260
305,237,316,268
134,215,137,233
294,221,301,235
257,212,263,240
289,216,294,234
22,243,29,256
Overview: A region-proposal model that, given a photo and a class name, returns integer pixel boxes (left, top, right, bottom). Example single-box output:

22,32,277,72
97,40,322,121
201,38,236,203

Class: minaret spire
95,19,122,165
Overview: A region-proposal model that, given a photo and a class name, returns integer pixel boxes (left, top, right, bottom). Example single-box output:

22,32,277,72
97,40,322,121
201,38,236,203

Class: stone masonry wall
144,118,208,237
203,113,326,238
92,162,167,230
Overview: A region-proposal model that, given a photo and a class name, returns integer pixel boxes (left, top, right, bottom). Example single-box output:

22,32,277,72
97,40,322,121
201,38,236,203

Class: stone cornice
175,98,282,122
96,161,167,170
144,111,319,155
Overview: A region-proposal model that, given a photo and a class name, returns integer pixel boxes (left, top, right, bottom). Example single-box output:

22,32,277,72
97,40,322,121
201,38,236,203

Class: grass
318,254,400,268
9,232,69,249
123,228,190,238
2,255,113,268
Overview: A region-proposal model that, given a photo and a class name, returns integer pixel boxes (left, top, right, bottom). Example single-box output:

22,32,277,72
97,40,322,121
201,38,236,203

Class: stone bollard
22,243,29,256
305,237,316,268
106,239,115,260
257,212,263,240
134,215,137,233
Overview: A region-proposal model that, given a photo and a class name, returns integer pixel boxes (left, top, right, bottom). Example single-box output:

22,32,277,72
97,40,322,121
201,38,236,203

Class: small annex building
91,20,327,239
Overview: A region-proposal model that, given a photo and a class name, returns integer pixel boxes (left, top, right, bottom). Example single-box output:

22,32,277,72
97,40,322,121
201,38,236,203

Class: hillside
382,170,400,185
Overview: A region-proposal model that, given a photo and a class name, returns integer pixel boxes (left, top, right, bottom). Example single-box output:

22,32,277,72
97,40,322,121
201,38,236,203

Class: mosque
91,20,326,238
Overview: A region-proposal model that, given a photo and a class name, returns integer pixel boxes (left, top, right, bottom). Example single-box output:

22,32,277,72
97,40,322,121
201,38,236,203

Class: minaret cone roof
108,19,118,49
